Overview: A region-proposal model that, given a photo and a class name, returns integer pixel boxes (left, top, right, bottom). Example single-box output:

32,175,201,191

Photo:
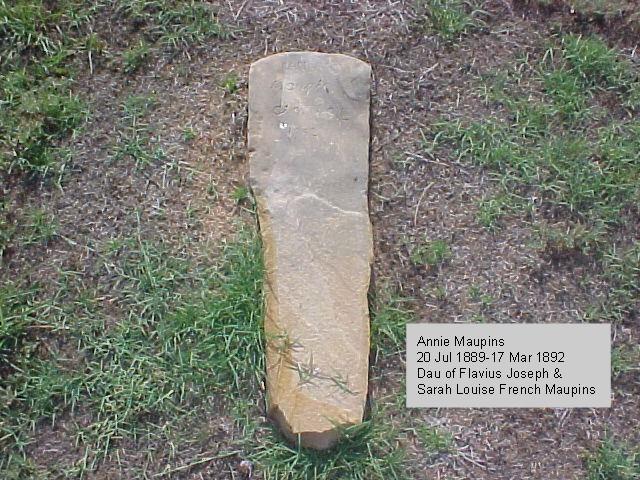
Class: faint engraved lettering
286,58,308,71
318,106,336,120
303,83,313,95
273,105,288,115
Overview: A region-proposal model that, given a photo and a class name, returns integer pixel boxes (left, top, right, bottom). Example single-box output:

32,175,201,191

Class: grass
206,179,220,200
585,437,640,480
182,126,197,142
122,40,151,74
2,220,412,477
588,242,640,322
428,283,448,301
0,281,68,477
0,0,226,177
539,0,636,15
477,195,510,231
0,73,85,175
1,227,265,475
611,344,640,378
249,403,407,480
0,283,41,370
4,3,637,478
1,4,416,475
237,290,414,479
112,94,165,167
370,293,415,360
410,239,452,267
0,0,89,175
1,205,57,264
414,425,454,454
417,0,486,41
232,185,251,204
0,1,62,59
222,72,240,94
535,222,608,258
468,284,494,308
21,209,58,245
567,0,618,13
0,201,15,261
560,35,632,90
434,116,639,227
429,33,639,321
116,0,226,49
433,34,639,226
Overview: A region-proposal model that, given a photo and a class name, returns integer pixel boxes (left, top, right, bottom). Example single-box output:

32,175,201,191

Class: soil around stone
2,0,638,478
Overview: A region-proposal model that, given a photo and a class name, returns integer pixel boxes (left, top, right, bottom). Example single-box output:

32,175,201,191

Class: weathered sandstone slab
248,52,372,450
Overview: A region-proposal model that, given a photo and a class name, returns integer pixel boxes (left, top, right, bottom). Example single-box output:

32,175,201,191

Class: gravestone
248,52,372,450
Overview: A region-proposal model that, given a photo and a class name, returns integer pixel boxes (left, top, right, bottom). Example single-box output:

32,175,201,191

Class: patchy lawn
1,0,638,478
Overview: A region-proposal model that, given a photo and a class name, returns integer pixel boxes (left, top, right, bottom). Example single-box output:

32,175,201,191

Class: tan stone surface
248,52,372,450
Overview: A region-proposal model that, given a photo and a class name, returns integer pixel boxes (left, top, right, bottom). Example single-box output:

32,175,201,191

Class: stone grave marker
248,52,373,450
